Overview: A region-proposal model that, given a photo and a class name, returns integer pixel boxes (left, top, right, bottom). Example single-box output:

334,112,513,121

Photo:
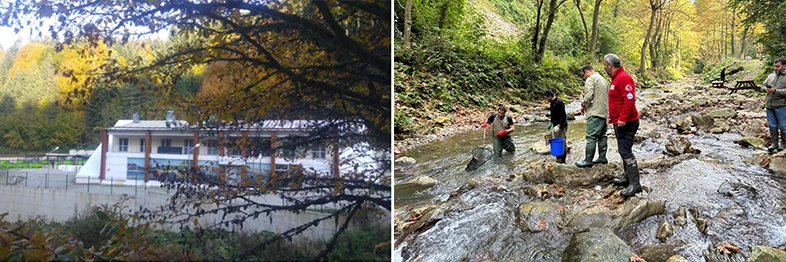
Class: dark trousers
613,119,639,160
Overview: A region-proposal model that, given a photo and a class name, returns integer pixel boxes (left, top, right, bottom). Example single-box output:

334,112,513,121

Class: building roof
106,120,317,132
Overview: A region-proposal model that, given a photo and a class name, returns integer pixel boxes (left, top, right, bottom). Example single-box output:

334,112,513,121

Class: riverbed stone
399,176,436,187
710,127,724,134
656,217,674,242
707,108,738,119
567,197,665,231
666,255,688,262
673,207,687,227
734,137,766,150
434,116,451,126
561,228,634,262
509,105,525,113
638,243,680,262
518,200,564,232
395,156,417,167
749,246,786,262
665,137,696,156
770,155,786,175
567,112,576,121
530,140,552,155
692,115,715,131
714,120,730,132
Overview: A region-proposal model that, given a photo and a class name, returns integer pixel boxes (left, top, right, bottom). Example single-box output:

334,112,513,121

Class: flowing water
395,84,786,262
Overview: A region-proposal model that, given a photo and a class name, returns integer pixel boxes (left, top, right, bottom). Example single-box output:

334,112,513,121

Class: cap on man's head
544,90,555,97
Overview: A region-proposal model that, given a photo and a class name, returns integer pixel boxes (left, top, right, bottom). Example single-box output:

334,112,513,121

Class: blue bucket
550,138,565,156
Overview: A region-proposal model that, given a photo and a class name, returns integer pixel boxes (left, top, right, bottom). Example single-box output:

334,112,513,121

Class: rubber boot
769,127,780,152
620,158,642,197
593,136,608,164
780,131,786,151
612,163,628,186
575,139,595,168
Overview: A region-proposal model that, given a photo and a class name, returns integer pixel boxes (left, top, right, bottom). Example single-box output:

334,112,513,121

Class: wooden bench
710,80,727,89
728,80,760,94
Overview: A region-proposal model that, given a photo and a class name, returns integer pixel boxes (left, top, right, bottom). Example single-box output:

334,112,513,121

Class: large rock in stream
749,246,786,262
561,228,634,262
398,176,436,188
567,197,665,231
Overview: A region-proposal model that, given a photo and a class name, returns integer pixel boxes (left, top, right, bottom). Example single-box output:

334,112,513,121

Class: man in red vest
603,53,642,197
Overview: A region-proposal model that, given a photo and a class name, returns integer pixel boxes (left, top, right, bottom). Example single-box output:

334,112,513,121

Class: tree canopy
1,0,391,259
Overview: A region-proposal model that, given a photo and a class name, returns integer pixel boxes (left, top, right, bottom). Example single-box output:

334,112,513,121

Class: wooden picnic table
729,80,759,94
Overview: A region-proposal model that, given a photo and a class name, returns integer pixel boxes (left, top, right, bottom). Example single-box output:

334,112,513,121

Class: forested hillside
0,38,202,154
394,0,782,139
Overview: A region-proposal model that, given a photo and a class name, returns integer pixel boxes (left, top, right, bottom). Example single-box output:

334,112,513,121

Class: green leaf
95,210,109,220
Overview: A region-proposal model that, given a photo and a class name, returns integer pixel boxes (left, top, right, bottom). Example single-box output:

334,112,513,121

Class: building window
119,138,128,152
207,140,219,155
140,138,145,153
184,139,194,154
312,144,326,159
161,139,172,147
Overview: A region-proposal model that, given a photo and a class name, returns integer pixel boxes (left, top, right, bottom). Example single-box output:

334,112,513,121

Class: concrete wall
0,185,340,241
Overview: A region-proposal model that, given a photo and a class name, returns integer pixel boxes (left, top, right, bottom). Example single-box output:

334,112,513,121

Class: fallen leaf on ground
716,242,741,255
630,254,646,262
533,219,547,231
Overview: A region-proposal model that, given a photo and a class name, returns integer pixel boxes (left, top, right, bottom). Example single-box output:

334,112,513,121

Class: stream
394,81,786,262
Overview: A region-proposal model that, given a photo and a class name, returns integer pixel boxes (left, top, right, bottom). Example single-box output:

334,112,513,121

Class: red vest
608,67,639,124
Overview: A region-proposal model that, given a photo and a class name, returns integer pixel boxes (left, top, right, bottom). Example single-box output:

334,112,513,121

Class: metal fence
0,168,169,197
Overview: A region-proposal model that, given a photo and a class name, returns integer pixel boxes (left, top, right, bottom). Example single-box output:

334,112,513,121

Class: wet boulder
434,116,451,126
673,207,688,227
530,140,552,155
714,120,731,132
656,218,674,242
734,137,766,150
749,246,786,262
395,205,440,245
637,243,681,262
518,200,564,232
395,156,417,167
710,127,724,134
668,118,691,133
665,137,700,156
509,105,525,113
770,153,786,175
399,176,436,188
666,255,688,262
543,163,618,187
561,228,634,262
706,108,738,119
691,115,715,131
567,197,665,231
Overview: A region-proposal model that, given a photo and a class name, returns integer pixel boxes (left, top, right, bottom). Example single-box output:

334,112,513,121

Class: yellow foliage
8,43,51,77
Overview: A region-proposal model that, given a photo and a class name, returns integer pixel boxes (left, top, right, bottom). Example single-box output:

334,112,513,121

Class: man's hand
496,130,508,137
580,106,586,115
767,87,776,94
606,118,612,125
617,121,626,127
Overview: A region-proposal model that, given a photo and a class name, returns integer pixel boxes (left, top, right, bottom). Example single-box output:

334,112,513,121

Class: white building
76,113,338,186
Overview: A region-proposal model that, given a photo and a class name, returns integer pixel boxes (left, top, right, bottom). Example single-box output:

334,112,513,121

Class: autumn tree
0,0,390,259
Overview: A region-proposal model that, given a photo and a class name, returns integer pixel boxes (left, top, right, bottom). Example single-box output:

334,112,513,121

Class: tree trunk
640,0,662,74
536,0,568,63
740,26,748,59
730,7,736,57
403,0,413,49
575,0,589,50
532,0,544,53
676,35,681,71
649,10,662,71
589,0,603,57
437,1,448,37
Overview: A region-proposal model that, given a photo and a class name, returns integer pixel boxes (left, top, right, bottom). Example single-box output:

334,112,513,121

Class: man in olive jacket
575,65,609,168
764,58,786,152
